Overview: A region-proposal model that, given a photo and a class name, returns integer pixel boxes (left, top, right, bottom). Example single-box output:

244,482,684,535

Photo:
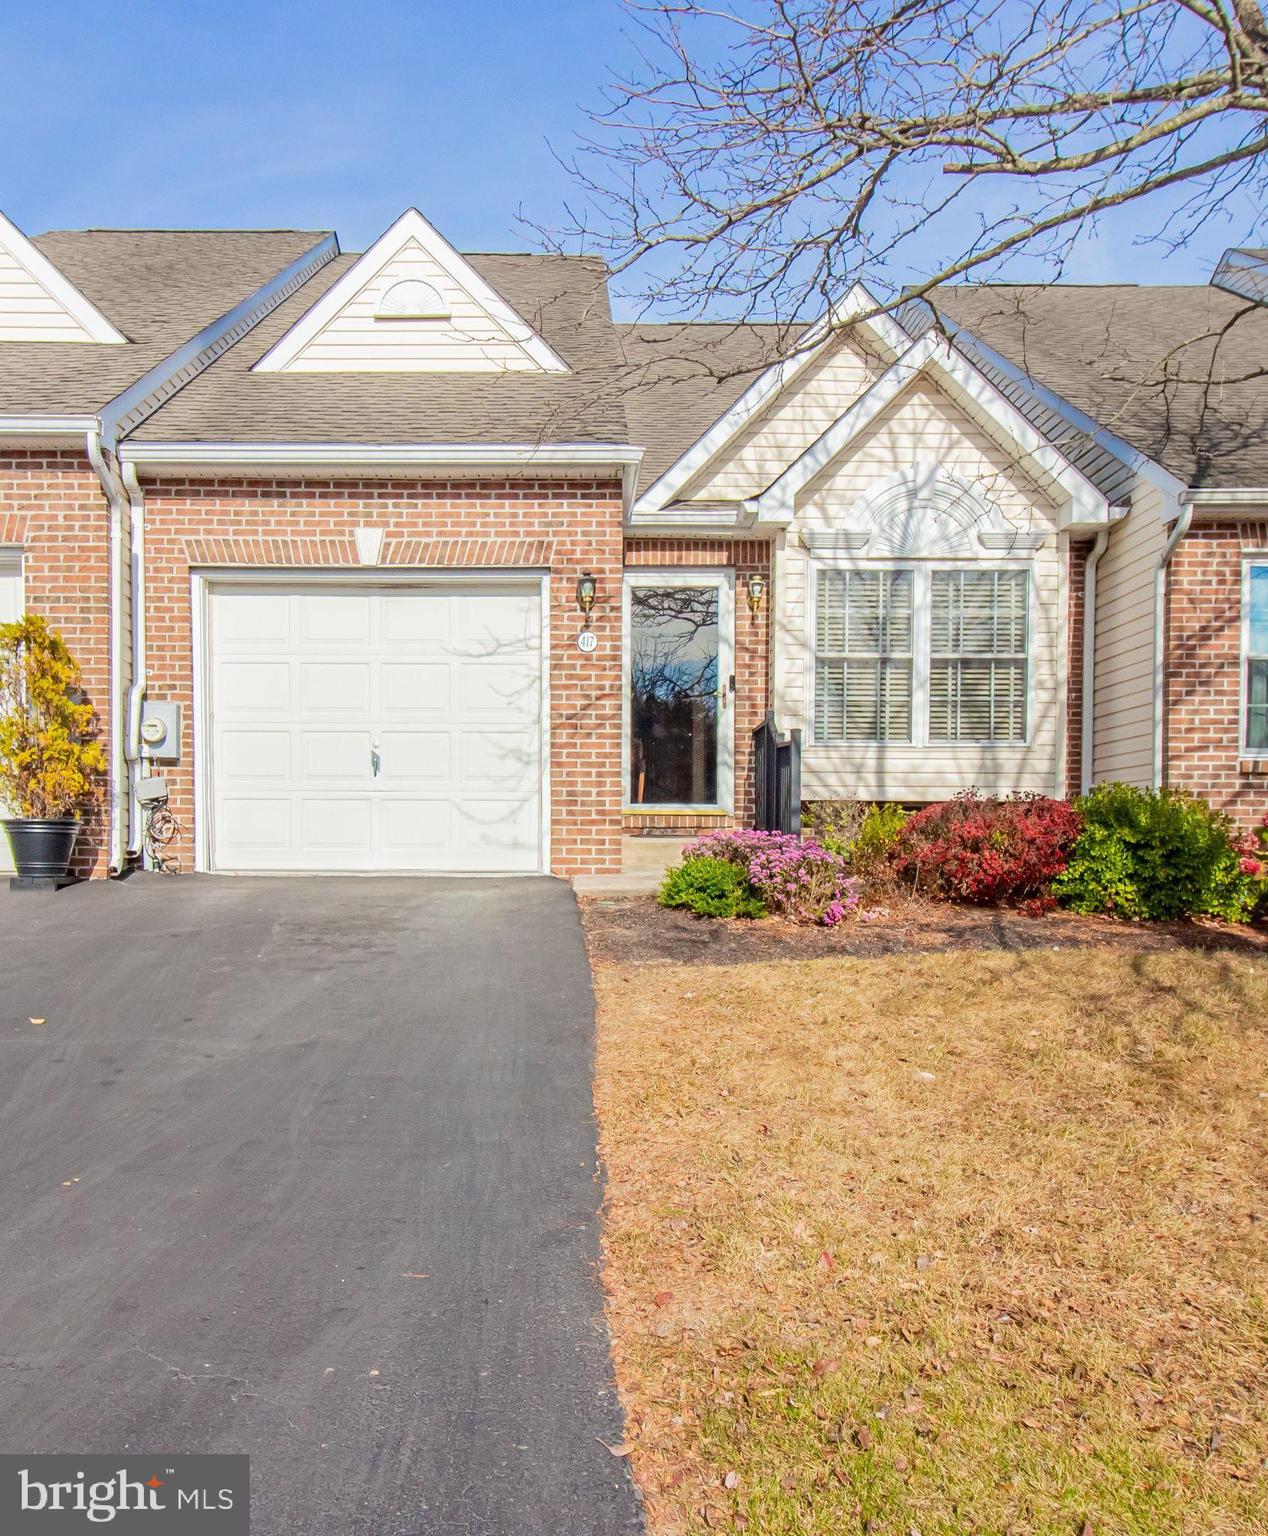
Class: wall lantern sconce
576,573,598,617
746,573,767,613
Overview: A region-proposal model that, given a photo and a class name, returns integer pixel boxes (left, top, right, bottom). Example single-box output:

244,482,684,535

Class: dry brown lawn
590,944,1268,1535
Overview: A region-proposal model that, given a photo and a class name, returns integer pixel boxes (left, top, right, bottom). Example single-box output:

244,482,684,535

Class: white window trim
622,569,735,815
0,546,23,617
1241,552,1268,757
807,555,1035,750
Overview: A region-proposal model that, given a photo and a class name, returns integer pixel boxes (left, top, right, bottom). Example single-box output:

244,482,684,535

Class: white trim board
631,283,911,517
758,331,1110,527
0,209,126,344
251,208,569,375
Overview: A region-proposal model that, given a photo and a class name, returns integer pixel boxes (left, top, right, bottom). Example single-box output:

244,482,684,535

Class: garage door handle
371,742,382,777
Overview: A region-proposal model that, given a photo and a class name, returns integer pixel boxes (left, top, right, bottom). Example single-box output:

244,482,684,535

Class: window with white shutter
811,562,1031,749
1247,562,1268,754
929,570,1028,742
814,569,913,743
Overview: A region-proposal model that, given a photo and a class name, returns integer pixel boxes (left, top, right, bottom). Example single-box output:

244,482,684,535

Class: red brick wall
1166,520,1268,830
0,449,112,876
141,475,626,876
1066,539,1091,799
623,538,772,835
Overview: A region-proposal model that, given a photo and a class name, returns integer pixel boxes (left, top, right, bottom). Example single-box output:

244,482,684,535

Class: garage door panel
381,592,450,645
218,797,295,855
299,592,371,645
457,660,539,716
300,662,371,715
214,591,291,646
457,797,539,855
216,661,292,715
381,661,450,714
300,797,373,849
380,730,450,782
219,729,292,781
300,731,371,783
209,583,543,872
380,798,452,853
459,731,539,788
455,590,536,649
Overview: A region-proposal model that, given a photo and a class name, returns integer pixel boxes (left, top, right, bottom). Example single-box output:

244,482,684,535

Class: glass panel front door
628,582,723,806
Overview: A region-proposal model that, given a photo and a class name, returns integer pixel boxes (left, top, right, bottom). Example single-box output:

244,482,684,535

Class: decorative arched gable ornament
801,464,1049,556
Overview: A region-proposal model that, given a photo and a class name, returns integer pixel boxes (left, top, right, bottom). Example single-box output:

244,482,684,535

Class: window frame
812,565,916,745
808,556,1034,749
1241,554,1268,758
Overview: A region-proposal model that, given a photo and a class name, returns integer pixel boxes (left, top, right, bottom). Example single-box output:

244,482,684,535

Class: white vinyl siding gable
682,339,883,502
0,243,101,342
268,238,549,374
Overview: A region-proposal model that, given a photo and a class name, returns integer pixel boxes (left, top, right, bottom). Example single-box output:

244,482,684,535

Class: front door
624,573,733,811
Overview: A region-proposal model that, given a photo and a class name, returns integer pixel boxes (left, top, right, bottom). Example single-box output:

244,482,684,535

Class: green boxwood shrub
1053,783,1262,922
659,855,766,919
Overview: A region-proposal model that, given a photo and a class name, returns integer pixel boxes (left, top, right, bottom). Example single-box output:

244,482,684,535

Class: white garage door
207,582,544,873
0,553,22,875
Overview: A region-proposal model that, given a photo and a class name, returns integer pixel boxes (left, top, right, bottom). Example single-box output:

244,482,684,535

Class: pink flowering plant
682,828,861,926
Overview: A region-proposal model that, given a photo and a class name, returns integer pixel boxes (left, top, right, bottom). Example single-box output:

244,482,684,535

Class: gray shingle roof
130,252,631,446
933,283,1268,490
616,322,790,493
0,229,331,416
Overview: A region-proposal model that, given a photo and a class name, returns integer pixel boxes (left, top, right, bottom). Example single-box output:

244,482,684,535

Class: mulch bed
579,891,1268,967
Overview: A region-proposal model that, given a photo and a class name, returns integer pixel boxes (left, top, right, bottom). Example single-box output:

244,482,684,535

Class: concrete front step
572,834,688,895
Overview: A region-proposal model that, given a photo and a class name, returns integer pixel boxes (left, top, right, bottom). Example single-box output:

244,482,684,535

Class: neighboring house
0,205,1264,880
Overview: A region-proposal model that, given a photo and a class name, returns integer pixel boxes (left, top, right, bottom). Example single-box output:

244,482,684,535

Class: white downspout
1080,527,1109,794
85,429,128,875
120,462,147,857
1153,501,1193,789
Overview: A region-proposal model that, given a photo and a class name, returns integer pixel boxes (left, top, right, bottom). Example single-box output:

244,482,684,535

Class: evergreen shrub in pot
0,615,106,879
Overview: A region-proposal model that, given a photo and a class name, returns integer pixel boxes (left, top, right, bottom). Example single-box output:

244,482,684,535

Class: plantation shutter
929,570,1027,742
814,569,913,742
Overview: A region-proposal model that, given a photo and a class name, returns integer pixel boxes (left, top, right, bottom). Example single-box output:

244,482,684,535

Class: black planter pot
3,817,79,879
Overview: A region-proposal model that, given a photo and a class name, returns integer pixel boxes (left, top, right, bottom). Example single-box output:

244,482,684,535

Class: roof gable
759,331,1109,527
0,209,126,344
252,209,569,375
631,283,909,515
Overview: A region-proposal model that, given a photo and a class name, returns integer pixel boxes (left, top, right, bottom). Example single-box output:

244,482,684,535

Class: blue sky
1,0,1256,317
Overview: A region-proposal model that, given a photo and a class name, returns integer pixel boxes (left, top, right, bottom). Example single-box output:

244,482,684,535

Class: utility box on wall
139,700,181,763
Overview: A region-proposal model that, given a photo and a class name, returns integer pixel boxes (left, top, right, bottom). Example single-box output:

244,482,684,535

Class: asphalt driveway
0,875,642,1536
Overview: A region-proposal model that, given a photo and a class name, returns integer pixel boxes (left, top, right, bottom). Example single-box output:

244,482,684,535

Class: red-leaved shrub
892,791,1084,907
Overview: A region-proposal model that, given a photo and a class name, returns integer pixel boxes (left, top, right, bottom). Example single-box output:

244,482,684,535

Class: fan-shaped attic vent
375,279,451,320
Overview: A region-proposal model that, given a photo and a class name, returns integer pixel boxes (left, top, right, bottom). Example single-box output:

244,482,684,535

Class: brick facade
1166,520,1268,830
0,449,113,876
140,475,626,877
623,537,772,836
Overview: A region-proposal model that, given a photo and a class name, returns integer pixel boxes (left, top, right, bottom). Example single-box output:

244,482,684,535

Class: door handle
371,741,382,777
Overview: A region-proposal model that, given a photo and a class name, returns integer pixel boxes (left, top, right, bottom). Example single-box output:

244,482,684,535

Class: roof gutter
85,429,129,875
1179,487,1268,508
120,461,148,859
118,440,645,468
1153,493,1193,789
1080,528,1109,793
0,413,98,438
